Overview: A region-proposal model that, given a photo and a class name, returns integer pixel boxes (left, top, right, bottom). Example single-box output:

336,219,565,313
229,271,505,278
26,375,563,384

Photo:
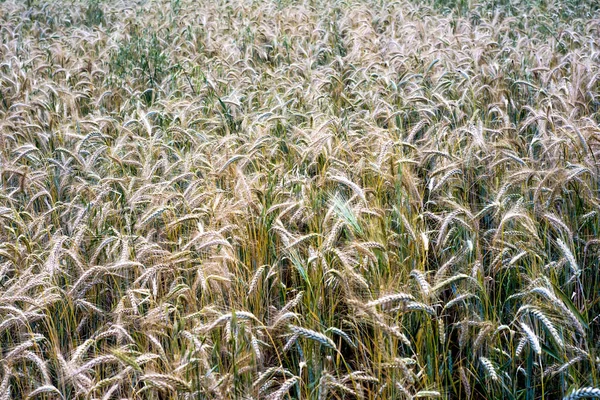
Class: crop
0,0,599,398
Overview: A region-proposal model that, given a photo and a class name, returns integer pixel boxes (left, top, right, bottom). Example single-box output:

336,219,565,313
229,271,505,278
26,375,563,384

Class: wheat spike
288,325,336,349
563,388,600,400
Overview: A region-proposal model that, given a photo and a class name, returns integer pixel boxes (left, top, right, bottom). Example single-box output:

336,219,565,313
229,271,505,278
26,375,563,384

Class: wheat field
0,0,599,398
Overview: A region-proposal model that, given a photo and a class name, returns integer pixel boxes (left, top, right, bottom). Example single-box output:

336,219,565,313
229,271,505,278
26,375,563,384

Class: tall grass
0,0,599,398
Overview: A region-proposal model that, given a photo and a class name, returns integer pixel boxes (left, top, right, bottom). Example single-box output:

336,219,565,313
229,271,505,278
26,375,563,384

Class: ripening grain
0,0,599,398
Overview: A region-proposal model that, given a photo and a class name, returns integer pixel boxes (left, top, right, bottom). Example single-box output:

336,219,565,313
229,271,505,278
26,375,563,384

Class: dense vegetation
0,0,599,398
